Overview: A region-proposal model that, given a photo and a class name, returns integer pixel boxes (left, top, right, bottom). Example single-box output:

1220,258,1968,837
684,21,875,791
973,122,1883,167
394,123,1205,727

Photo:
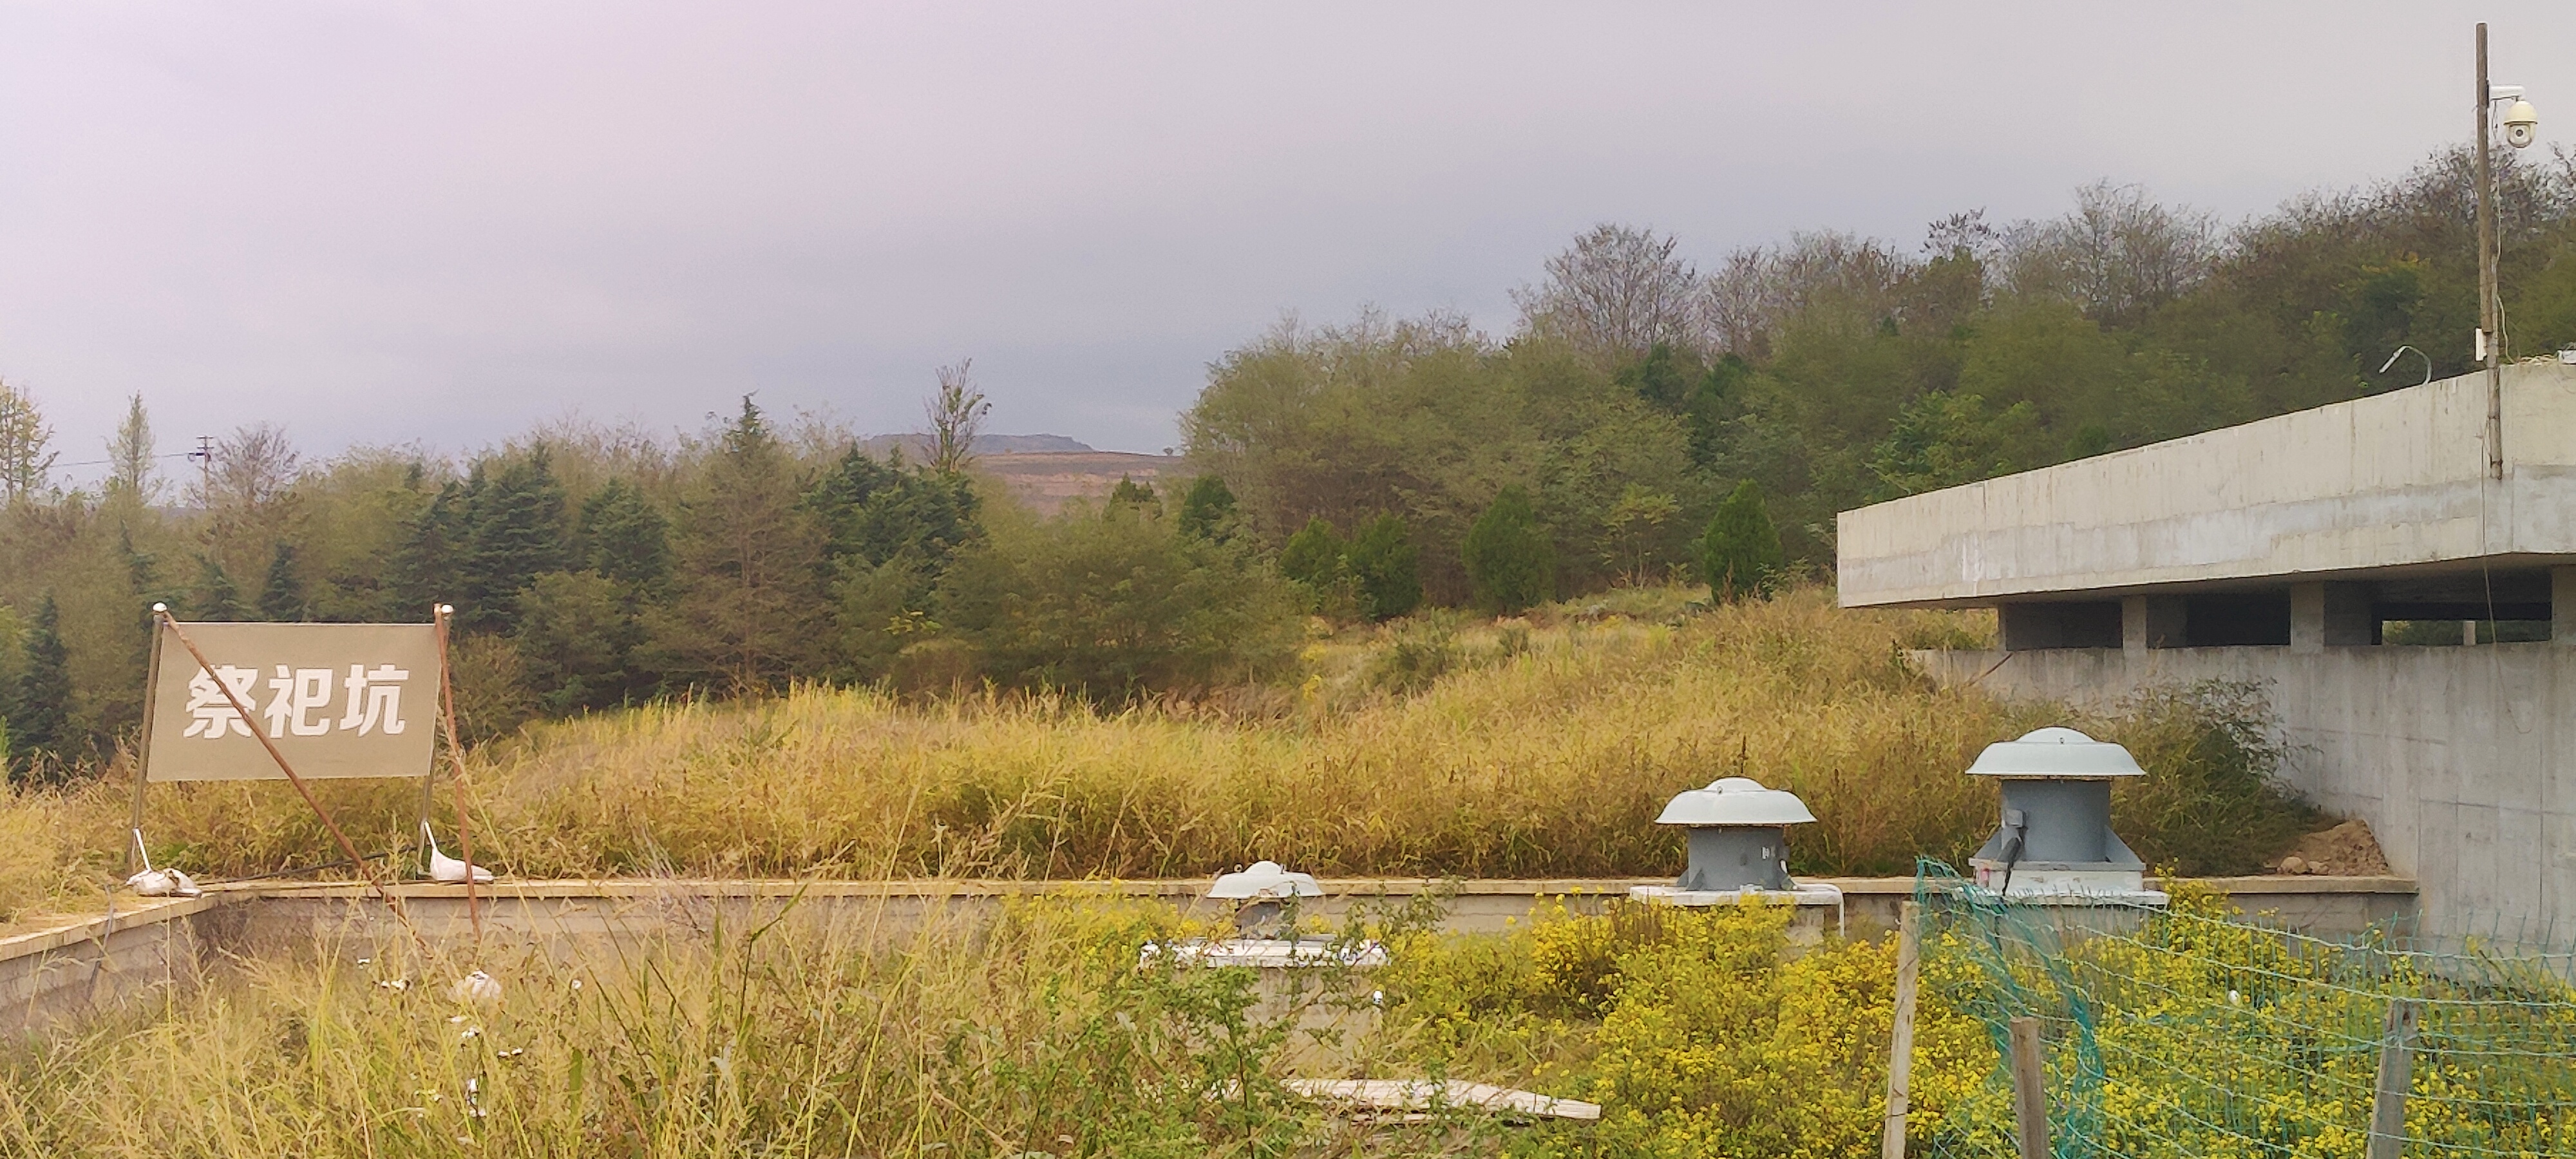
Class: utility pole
192,434,214,502
2477,23,2503,480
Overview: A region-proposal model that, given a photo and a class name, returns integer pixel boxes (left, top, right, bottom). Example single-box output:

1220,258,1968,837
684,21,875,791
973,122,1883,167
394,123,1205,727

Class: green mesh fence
1914,862,2576,1158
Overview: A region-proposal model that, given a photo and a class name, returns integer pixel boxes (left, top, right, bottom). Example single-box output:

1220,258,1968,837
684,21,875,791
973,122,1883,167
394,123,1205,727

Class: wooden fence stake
2368,999,2420,1159
2009,1015,2049,1159
1882,900,1921,1159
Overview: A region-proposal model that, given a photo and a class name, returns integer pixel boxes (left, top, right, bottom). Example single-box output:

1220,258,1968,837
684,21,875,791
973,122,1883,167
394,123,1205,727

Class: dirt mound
2269,818,2392,876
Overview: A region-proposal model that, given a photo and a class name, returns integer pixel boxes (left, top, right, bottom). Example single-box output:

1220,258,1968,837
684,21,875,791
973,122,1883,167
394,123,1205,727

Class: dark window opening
2183,593,2289,646
1998,601,2122,650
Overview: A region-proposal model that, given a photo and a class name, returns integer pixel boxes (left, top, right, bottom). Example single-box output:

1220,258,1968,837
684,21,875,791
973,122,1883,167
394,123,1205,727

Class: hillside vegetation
6,147,2576,781
0,589,2315,924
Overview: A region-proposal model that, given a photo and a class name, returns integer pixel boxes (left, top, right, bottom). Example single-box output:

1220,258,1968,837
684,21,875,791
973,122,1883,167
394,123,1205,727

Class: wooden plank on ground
1285,1079,1601,1121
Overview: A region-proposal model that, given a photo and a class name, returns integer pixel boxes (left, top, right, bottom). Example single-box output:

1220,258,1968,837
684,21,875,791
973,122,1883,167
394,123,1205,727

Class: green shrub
1699,480,1784,601
1345,514,1422,621
939,504,1303,699
1463,486,1554,612
1174,475,1240,543
2101,679,2318,874
1276,516,1345,590
1364,617,1457,694
1106,475,1159,513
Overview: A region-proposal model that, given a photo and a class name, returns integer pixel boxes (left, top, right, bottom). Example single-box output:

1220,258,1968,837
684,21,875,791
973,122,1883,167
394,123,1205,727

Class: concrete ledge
0,892,240,1039
4,874,2420,1038
223,876,1676,900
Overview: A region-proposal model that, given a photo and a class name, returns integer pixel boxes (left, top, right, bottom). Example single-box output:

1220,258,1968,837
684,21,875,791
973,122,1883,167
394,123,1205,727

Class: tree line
1192,147,2576,569
5,143,2570,776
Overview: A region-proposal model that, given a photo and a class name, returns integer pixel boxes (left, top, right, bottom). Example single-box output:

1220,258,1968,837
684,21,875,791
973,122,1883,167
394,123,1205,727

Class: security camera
2505,99,2539,149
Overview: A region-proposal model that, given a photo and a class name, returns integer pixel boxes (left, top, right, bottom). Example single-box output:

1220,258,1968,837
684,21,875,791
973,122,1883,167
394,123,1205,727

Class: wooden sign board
142,621,441,782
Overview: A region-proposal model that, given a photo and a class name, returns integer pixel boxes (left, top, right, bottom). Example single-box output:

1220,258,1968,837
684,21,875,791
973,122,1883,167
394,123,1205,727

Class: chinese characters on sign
144,622,442,782
181,663,412,740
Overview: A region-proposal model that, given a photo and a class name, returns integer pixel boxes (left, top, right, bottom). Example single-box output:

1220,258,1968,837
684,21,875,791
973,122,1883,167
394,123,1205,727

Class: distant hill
853,433,1185,509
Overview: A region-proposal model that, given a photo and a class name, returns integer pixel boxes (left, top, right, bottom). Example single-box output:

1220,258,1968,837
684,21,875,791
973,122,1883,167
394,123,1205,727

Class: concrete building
1838,361,2576,936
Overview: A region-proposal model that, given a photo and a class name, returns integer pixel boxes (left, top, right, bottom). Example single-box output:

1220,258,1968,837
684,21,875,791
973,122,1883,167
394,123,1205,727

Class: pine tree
192,553,243,621
395,479,471,617
119,527,175,670
14,592,73,781
806,446,980,572
106,393,156,500
258,541,307,621
516,570,648,714
578,478,672,592
1463,486,1555,613
1346,514,1422,621
1106,475,1159,513
458,446,569,632
663,397,828,693
1699,480,1785,602
1175,475,1240,543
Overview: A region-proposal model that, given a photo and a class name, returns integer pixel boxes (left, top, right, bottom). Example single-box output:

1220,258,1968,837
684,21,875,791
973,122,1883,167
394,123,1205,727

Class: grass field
0,588,2315,926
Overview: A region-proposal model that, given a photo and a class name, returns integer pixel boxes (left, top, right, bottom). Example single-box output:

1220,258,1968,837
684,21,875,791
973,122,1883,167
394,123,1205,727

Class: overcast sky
5,3,2570,481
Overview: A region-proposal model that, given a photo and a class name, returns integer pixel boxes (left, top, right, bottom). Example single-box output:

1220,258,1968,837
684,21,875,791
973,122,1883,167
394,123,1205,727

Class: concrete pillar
2293,583,2376,650
2123,596,2186,650
2324,583,2376,646
2555,567,2576,644
2291,583,2325,654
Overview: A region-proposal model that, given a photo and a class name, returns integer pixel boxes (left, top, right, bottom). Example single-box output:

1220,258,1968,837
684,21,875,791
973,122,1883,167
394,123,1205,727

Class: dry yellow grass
0,590,2074,920
464,590,2019,881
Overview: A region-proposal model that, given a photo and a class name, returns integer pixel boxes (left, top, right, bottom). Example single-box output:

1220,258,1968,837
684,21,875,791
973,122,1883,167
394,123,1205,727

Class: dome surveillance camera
2505,99,2539,149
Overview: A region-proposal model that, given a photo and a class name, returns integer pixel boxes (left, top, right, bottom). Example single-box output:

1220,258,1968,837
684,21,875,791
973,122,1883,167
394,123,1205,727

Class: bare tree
0,377,57,504
1996,182,2217,326
197,423,303,579
925,359,989,475
1515,224,1707,368
106,392,158,500
1705,231,1915,359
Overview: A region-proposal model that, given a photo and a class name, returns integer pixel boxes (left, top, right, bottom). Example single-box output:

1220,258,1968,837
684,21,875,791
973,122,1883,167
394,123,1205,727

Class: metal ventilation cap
1207,860,1323,900
1655,776,1818,827
1965,726,2146,779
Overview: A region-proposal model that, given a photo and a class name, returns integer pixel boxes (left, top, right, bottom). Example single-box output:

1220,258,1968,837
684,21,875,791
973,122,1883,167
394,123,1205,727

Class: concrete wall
4,876,2416,1037
1915,643,2573,938
1839,363,2576,607
0,895,231,1038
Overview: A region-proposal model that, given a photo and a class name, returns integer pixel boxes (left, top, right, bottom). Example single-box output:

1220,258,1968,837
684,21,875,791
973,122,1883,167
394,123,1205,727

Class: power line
44,451,195,471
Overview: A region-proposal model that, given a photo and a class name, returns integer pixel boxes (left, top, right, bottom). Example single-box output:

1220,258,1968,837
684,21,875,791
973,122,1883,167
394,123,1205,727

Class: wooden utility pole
2478,23,2503,480
2009,1016,2049,1159
1882,901,1921,1159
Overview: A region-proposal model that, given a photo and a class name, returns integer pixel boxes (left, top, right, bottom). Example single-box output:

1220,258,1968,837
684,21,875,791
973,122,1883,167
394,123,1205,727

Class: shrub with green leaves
1463,486,1554,613
940,504,1303,699
1276,516,1346,590
1345,514,1421,621
2098,679,2317,874
1175,475,1240,542
1698,480,1783,602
